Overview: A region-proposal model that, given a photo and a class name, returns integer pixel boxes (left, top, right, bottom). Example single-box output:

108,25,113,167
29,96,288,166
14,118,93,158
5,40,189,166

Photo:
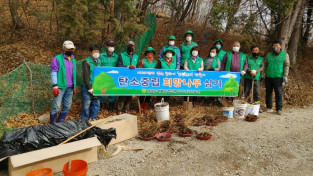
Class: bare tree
9,0,23,29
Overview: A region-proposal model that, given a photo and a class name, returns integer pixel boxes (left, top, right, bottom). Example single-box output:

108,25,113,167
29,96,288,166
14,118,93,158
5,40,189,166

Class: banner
92,67,241,97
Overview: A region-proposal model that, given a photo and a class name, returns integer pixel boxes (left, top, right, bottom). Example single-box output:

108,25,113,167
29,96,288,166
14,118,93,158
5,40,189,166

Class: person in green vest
116,41,139,114
262,40,290,115
159,35,181,69
220,41,248,75
139,47,157,111
180,30,198,69
211,39,226,69
183,46,203,106
157,47,177,102
50,40,77,124
81,45,101,121
244,45,264,106
100,40,118,112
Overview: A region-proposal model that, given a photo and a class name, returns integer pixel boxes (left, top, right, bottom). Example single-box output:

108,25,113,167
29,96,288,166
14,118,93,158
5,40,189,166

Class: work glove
88,89,94,94
250,70,256,75
53,86,60,97
129,65,135,69
197,69,201,73
240,70,246,76
283,76,288,83
73,89,77,95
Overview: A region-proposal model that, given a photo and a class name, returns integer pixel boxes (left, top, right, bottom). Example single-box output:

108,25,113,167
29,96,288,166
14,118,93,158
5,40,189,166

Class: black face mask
127,47,134,53
252,53,258,57
65,51,73,56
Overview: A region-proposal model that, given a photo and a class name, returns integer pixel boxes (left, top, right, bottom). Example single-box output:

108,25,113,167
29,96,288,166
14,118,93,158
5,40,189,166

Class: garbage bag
0,119,116,159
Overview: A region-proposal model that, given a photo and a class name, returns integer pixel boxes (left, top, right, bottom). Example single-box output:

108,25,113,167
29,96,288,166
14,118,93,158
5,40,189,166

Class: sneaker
266,109,274,112
277,110,282,115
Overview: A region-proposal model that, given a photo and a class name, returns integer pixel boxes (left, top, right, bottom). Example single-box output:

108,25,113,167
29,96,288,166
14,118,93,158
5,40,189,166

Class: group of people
49,30,290,124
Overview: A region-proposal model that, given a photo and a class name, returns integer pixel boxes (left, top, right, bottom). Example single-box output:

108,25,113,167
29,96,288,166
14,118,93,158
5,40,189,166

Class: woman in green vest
81,45,102,121
244,45,264,105
139,47,157,111
183,46,204,106
211,39,226,69
180,30,198,69
157,47,177,102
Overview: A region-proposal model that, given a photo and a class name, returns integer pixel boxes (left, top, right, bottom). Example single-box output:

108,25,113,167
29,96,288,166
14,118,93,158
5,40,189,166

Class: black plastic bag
0,119,116,159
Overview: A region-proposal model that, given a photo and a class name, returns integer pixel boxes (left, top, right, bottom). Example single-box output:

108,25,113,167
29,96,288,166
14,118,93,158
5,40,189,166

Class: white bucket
234,102,248,119
222,107,234,118
154,98,170,122
245,104,260,116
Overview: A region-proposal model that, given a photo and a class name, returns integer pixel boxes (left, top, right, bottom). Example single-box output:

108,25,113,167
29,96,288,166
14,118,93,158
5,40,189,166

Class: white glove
88,89,94,94
283,76,288,83
251,70,256,74
240,70,246,76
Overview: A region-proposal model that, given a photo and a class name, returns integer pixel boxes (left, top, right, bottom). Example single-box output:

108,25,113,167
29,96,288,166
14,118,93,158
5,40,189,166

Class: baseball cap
127,41,135,46
63,40,75,49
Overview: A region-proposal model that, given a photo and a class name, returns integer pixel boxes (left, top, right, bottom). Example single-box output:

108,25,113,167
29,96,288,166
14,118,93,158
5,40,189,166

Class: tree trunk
179,0,193,22
9,0,23,29
279,0,306,51
288,0,306,65
302,0,313,51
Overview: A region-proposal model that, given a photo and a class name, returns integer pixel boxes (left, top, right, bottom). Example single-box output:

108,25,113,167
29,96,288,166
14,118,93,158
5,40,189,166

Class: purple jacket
50,52,75,88
220,52,248,72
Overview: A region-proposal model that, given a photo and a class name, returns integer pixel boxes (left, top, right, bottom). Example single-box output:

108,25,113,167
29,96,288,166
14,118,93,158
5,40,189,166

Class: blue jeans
81,85,100,120
51,88,73,115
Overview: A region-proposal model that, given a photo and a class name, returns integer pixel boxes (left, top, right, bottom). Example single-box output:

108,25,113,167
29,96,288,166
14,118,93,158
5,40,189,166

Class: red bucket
63,160,88,176
26,168,53,176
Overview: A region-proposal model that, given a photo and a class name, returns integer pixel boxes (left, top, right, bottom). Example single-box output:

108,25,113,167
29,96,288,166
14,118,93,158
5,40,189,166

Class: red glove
73,89,77,95
129,65,135,69
53,87,60,97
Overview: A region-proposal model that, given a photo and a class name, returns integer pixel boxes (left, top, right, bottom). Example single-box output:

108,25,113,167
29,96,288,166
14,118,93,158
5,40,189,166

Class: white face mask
210,52,216,58
233,46,240,53
192,51,198,57
108,47,115,53
166,53,172,58
169,41,175,46
92,53,100,59
186,36,192,42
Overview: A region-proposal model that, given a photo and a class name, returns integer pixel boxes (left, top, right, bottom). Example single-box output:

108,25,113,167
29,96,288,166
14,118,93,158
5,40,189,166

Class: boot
143,102,149,111
50,113,57,124
57,112,67,123
108,102,115,112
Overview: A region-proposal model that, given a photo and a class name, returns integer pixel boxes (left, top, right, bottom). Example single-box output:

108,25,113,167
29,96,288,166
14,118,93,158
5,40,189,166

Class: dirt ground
49,105,313,176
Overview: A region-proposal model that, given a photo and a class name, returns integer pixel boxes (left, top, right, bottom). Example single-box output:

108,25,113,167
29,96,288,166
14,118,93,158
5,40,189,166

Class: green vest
163,45,180,60
82,56,100,85
142,58,157,68
56,53,76,89
100,51,118,67
120,52,139,68
186,57,202,70
266,51,287,78
211,50,226,68
180,41,197,66
160,58,177,69
225,51,246,72
245,56,263,81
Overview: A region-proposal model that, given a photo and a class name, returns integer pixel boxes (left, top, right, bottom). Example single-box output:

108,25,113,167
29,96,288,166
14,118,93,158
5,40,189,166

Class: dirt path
84,106,313,176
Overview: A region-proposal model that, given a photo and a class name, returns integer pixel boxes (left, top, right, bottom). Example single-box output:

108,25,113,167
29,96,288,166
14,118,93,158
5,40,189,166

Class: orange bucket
63,160,88,176
26,168,53,176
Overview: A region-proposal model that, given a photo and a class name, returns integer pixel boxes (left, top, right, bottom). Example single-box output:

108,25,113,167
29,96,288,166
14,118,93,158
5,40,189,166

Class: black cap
106,40,115,46
89,45,100,52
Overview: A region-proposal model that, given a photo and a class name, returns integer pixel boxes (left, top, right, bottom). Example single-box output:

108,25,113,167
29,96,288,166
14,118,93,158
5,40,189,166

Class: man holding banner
116,41,139,114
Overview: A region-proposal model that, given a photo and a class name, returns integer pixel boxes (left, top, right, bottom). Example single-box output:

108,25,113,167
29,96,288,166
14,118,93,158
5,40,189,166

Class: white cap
127,41,135,46
63,40,75,49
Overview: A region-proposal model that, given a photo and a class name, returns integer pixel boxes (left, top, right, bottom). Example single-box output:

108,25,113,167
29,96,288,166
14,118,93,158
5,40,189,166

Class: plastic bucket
234,103,248,119
63,160,88,176
154,98,169,122
245,104,260,116
222,107,234,118
26,168,53,176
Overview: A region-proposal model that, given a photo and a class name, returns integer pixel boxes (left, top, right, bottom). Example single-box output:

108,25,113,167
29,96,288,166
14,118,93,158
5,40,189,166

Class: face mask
65,51,73,56
210,52,216,58
127,46,134,52
186,36,192,42
233,46,240,53
108,47,115,53
252,53,258,57
169,41,175,46
273,47,280,53
92,53,100,59
192,51,198,57
216,44,221,50
166,53,172,58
